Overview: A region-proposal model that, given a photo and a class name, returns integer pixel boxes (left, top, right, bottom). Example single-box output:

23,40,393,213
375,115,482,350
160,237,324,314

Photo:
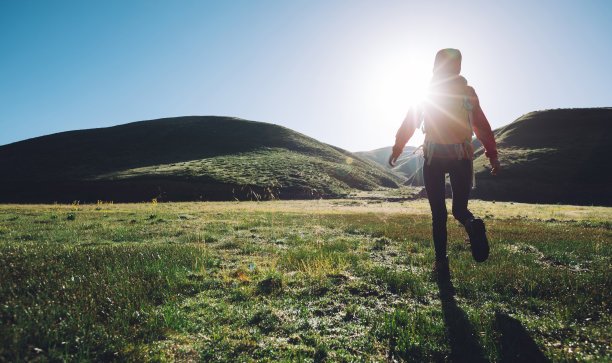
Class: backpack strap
463,91,475,186
463,94,475,137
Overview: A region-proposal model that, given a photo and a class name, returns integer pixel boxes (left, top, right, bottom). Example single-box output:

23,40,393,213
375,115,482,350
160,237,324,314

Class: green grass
100,148,395,197
0,199,610,361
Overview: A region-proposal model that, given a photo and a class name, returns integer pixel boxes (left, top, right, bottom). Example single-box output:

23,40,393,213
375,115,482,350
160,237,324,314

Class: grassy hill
0,116,404,202
356,146,424,186
358,108,611,206
472,108,611,205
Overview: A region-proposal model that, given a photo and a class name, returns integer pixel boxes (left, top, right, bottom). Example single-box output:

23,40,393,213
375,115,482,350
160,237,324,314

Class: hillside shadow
437,277,489,363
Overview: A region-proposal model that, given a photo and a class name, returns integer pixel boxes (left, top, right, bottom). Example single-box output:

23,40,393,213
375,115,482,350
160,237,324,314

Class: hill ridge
357,108,612,206
0,116,404,202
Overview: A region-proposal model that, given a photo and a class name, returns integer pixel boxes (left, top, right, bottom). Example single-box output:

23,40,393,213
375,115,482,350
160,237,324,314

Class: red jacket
392,83,498,160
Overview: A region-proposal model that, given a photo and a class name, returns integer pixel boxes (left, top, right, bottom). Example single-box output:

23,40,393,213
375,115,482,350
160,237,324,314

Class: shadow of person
495,312,550,363
437,276,489,363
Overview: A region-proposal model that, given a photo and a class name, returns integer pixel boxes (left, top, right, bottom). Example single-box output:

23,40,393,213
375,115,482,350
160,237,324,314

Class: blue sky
1,0,610,151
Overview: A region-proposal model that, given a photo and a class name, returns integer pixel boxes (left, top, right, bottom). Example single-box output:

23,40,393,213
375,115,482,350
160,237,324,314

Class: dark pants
423,158,474,261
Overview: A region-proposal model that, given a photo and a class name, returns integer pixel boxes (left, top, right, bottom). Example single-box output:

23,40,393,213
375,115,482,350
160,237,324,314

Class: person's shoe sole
469,218,489,262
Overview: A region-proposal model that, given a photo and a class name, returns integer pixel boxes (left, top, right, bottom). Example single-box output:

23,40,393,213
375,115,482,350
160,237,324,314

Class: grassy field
1,198,610,361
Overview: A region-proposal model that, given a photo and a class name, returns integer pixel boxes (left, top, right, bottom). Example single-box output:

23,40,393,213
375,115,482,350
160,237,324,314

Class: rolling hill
472,108,611,205
0,116,404,202
359,108,612,206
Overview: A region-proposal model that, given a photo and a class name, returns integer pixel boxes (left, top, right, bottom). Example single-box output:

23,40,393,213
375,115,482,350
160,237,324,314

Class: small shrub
313,342,329,362
229,286,251,302
257,273,283,295
344,304,357,321
372,237,390,251
249,307,280,333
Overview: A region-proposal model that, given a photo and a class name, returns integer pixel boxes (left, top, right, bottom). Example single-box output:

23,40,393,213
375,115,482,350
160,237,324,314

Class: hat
433,48,462,75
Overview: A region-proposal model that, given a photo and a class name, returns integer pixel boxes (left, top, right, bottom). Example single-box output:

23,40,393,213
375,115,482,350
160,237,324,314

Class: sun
370,54,431,109
364,53,432,146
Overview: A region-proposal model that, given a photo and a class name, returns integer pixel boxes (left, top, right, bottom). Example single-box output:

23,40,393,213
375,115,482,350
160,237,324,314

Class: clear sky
1,0,610,152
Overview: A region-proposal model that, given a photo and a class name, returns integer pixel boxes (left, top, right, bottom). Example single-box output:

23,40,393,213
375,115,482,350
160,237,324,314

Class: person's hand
490,158,500,175
388,152,400,167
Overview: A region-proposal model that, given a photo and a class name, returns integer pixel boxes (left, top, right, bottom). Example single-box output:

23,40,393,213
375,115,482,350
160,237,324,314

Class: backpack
421,75,475,164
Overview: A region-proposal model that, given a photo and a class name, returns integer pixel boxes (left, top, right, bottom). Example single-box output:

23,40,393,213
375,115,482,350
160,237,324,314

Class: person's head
433,48,462,75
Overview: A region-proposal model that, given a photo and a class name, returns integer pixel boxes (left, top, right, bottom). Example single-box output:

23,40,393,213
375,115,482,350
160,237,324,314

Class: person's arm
389,107,419,166
467,86,500,175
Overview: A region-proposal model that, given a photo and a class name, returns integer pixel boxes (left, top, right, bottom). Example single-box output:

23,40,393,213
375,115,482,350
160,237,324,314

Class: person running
389,48,500,278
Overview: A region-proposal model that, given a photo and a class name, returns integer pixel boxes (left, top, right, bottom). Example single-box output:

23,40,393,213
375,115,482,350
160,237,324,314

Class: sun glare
364,53,431,147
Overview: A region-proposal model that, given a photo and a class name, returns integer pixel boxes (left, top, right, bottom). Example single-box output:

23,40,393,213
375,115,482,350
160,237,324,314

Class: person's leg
449,159,489,262
449,159,474,226
423,158,448,263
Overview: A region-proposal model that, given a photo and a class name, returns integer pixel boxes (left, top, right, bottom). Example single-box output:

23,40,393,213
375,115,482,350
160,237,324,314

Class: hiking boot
433,257,450,281
466,218,489,262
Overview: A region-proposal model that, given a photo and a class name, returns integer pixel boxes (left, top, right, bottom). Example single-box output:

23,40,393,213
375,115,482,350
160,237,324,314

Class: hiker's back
423,75,472,145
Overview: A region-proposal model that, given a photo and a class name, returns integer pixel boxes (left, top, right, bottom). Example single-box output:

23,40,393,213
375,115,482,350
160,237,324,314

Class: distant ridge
356,146,423,186
0,116,404,202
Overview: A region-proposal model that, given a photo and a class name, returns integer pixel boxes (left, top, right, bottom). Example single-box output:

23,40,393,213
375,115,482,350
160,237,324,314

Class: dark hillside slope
472,108,611,205
0,116,404,202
